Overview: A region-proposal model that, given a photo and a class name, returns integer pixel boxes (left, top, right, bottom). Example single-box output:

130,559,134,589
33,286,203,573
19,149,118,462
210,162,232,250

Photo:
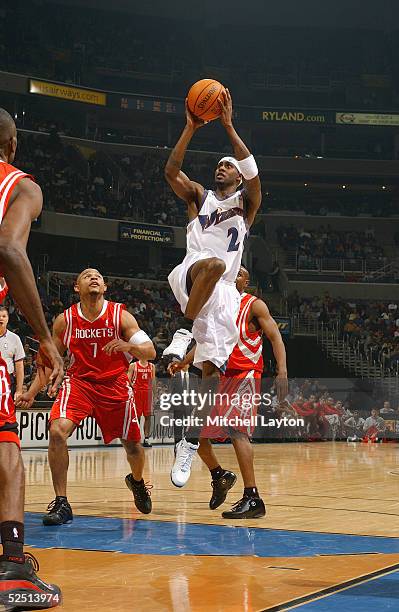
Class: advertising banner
30,79,107,106
119,222,174,245
17,409,173,449
336,112,399,126
262,110,331,124
18,410,104,449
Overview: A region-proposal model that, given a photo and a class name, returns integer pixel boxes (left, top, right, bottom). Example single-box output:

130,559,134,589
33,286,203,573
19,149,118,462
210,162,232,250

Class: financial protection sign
30,79,107,106
119,222,175,245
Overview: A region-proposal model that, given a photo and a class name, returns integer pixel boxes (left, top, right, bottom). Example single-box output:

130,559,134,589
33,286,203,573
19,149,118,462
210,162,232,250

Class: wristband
129,330,151,345
238,154,258,180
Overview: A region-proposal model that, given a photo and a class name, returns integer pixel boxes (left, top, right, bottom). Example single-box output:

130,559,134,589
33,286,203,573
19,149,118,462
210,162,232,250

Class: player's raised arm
251,299,288,401
164,101,205,221
103,310,156,361
0,178,64,391
218,89,262,227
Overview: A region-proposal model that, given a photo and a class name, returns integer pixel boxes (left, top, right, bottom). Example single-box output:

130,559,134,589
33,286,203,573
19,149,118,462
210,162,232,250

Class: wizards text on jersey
198,206,244,231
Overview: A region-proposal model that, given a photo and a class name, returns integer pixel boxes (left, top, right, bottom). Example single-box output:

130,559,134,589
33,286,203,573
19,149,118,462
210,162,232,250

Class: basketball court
21,441,399,611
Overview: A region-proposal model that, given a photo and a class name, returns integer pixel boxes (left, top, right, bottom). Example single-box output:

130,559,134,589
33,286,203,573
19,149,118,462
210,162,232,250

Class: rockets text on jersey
227,293,264,372
62,300,130,381
186,189,247,282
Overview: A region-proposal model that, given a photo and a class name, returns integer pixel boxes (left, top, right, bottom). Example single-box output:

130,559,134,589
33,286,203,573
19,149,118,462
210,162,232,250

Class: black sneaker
222,496,266,519
0,552,62,610
209,471,237,510
125,474,152,514
143,439,152,448
42,498,73,526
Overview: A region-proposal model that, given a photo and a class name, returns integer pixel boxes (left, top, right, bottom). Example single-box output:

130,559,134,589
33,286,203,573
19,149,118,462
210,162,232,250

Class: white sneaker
171,438,199,487
162,328,193,361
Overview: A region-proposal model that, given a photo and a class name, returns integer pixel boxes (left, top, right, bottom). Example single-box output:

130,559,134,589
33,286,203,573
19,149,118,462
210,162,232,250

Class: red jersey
0,160,32,291
0,160,33,224
130,361,154,391
227,293,264,373
62,300,130,382
0,279,8,304
0,161,32,418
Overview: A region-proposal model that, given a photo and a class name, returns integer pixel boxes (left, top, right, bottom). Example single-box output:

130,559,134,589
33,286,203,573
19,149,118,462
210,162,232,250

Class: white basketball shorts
168,253,240,370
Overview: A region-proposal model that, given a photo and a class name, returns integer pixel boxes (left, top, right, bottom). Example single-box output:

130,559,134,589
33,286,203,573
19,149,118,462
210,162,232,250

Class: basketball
187,79,225,122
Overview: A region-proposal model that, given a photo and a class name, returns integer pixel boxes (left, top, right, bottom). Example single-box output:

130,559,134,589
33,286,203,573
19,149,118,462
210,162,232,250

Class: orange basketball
187,79,225,122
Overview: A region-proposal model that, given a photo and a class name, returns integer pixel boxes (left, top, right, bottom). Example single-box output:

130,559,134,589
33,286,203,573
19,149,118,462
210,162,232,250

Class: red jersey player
169,266,288,518
128,360,156,447
0,108,63,609
22,268,156,525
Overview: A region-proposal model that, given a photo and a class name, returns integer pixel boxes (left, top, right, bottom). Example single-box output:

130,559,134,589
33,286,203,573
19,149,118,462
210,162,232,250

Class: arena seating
2,3,395,109
16,132,396,226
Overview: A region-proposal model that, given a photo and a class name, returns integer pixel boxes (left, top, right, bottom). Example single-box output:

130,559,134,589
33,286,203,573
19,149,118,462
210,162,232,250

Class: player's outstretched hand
218,88,233,128
103,339,132,355
185,99,208,131
15,391,35,410
38,338,64,397
167,360,185,376
275,373,289,403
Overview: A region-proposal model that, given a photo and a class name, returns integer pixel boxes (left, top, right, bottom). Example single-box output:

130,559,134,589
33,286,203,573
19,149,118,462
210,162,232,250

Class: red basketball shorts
201,369,262,440
134,388,153,418
0,360,19,447
51,374,140,444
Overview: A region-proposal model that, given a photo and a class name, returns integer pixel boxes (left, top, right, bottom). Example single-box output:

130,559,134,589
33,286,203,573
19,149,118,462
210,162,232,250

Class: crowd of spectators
16,131,396,227
17,132,220,226
265,191,396,217
288,292,399,371
277,225,385,262
2,3,397,109
274,378,397,442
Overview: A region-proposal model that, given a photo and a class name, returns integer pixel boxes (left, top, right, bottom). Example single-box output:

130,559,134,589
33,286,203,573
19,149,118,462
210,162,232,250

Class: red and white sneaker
0,552,61,610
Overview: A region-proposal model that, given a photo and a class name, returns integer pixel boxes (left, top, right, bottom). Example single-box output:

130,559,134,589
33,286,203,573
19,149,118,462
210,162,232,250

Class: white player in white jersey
163,89,261,487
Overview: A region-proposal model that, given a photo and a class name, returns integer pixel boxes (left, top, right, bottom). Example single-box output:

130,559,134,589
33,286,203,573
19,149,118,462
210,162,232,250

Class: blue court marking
25,513,399,557
293,568,399,610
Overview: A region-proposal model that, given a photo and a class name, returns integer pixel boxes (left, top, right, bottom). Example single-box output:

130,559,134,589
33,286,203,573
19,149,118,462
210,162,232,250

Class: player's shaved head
76,268,103,283
0,108,16,139
239,265,249,280
0,108,17,163
235,265,250,293
75,268,107,300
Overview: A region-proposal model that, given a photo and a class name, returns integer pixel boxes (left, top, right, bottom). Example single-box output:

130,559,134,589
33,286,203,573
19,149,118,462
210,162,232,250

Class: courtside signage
30,79,107,106
17,410,104,448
